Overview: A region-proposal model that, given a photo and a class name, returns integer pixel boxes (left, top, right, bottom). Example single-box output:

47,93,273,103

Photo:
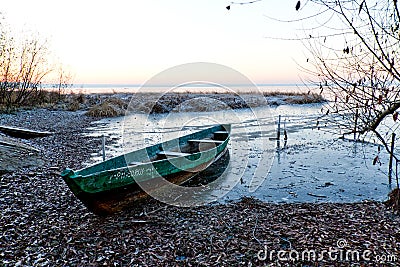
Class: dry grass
86,102,118,117
85,97,128,117
67,101,81,112
61,93,86,111
0,90,66,113
262,91,310,97
0,90,326,116
283,93,325,104
104,97,127,107
262,91,325,105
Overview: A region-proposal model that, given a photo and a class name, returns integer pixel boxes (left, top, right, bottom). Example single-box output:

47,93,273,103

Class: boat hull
68,149,229,215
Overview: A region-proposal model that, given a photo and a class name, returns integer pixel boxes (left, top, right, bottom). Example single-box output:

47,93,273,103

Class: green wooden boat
61,124,230,215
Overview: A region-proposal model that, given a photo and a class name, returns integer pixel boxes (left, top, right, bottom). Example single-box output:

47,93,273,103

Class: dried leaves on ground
0,109,399,266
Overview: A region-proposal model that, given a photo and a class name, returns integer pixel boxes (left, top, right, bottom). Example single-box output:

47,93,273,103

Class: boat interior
128,130,229,166
67,125,230,178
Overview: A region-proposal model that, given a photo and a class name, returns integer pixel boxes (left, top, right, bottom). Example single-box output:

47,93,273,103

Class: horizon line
43,83,312,88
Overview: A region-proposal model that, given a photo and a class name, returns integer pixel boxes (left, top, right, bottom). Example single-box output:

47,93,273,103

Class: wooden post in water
354,109,358,141
283,118,288,141
396,160,399,189
277,115,281,140
389,133,396,184
102,135,106,161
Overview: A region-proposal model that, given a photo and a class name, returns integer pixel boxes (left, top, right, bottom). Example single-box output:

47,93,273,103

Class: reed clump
86,97,128,117
0,90,68,113
64,93,86,111
263,91,326,105
283,93,325,104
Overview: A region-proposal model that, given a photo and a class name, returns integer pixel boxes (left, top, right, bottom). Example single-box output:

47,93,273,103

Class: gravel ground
0,109,399,266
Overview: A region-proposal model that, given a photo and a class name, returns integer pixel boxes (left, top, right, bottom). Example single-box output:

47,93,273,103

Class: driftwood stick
307,192,327,198
252,214,262,245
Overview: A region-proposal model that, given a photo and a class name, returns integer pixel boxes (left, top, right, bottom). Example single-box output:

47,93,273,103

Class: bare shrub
0,18,72,112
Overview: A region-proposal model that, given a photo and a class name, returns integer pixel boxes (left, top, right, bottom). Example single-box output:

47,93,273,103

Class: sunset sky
1,0,315,85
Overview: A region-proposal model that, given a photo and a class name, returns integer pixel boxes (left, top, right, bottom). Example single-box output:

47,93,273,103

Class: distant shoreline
0,89,325,117
46,83,316,95
71,91,325,117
